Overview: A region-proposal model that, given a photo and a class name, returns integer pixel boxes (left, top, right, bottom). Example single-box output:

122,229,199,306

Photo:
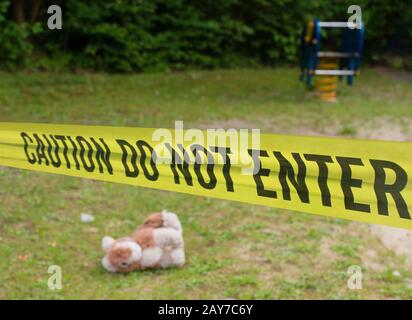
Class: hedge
1,0,411,72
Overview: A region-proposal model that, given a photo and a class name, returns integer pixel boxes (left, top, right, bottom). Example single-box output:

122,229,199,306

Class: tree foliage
0,0,411,71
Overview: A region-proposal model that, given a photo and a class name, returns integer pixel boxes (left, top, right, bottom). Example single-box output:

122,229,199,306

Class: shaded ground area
1,68,412,299
376,67,412,84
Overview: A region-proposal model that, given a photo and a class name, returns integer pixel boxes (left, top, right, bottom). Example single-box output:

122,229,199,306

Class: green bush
0,1,34,69
0,0,411,72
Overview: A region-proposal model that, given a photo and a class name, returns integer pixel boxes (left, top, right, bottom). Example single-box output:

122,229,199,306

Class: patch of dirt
234,243,271,264
197,117,412,141
375,67,412,84
370,225,412,264
197,118,264,130
318,239,339,264
198,117,341,136
362,248,386,272
231,240,304,281
354,117,412,142
13,221,37,234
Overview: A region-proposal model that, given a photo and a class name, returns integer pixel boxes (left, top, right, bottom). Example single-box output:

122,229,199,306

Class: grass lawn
1,67,412,299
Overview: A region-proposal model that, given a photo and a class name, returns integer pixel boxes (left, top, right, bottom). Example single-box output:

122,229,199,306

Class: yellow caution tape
1,122,412,229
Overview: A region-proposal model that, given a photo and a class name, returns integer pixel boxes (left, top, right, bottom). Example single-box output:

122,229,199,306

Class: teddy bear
101,210,185,273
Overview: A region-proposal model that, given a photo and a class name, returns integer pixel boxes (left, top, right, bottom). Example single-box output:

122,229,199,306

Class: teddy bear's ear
102,236,115,252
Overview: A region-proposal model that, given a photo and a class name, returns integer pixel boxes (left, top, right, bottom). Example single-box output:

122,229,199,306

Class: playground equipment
300,19,365,102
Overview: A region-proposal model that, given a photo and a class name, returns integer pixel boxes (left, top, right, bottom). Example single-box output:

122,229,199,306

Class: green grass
1,67,412,299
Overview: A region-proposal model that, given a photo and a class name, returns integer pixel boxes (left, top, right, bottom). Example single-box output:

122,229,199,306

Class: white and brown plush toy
101,210,185,273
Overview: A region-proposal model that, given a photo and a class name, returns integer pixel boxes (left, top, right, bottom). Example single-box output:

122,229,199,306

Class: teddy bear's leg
153,228,183,249
140,246,163,269
161,210,182,233
158,250,173,269
170,248,185,268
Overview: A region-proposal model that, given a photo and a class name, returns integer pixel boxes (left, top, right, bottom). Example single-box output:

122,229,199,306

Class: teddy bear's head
101,236,142,273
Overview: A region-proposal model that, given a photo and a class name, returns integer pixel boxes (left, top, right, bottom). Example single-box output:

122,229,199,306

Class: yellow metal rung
317,84,337,92
317,63,338,69
314,58,338,102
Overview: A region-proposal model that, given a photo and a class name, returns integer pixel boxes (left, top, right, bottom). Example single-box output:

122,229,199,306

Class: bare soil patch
370,225,412,264
375,67,412,84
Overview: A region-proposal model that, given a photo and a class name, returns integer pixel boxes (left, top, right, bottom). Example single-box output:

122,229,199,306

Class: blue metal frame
299,19,365,87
